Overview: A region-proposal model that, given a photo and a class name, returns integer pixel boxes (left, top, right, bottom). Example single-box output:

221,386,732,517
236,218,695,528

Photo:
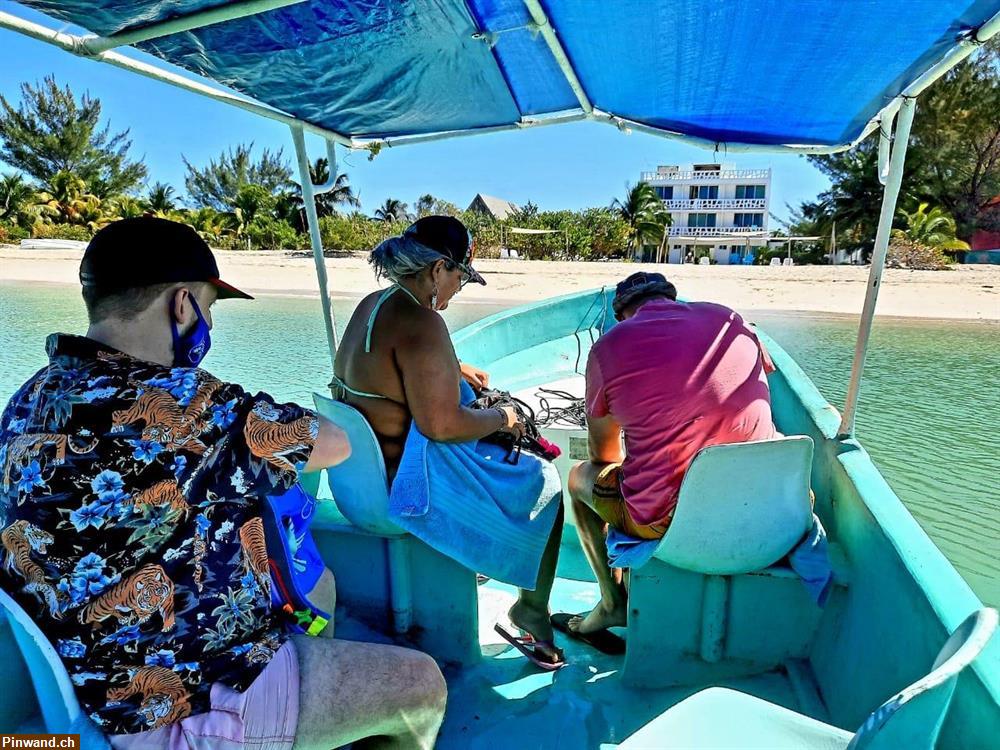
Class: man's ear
170,286,190,325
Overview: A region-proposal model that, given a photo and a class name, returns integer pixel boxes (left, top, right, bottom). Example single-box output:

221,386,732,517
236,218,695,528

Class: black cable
535,388,587,428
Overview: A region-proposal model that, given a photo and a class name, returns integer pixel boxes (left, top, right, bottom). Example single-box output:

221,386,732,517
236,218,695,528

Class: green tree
431,198,461,217
318,212,385,253
183,143,292,210
898,203,970,252
146,182,177,214
0,173,38,228
0,76,146,198
415,194,436,218
611,182,671,253
246,216,304,251
232,184,276,226
580,207,631,260
374,198,409,223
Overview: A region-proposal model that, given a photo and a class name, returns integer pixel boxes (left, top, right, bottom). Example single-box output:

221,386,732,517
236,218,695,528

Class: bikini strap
329,373,388,401
364,284,423,352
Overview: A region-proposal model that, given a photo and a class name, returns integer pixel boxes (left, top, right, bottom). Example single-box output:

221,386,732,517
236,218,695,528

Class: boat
1,2,998,748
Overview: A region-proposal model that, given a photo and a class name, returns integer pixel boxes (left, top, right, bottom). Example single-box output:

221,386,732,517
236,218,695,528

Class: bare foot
568,598,627,635
508,600,563,665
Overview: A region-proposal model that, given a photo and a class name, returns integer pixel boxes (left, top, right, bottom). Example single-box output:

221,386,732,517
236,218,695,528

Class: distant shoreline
3,246,999,321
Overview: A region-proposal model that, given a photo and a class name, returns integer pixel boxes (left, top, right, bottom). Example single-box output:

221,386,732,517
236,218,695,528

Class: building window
654,186,673,200
734,213,764,228
689,185,719,200
735,185,766,200
687,213,717,228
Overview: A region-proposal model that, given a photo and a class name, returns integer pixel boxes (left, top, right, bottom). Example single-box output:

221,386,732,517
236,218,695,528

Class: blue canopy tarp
14,0,1000,148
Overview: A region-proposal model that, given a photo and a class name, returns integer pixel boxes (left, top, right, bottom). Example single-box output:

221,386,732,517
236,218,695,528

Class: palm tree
898,203,970,252
308,158,360,216
35,170,101,226
611,182,671,256
106,195,146,221
0,173,38,228
184,206,229,243
146,182,177,215
75,195,108,233
374,198,409,223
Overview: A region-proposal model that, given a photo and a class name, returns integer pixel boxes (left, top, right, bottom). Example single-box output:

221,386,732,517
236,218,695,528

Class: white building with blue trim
641,163,773,264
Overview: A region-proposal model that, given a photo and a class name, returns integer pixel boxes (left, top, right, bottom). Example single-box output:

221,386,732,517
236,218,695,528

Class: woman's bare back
334,290,418,477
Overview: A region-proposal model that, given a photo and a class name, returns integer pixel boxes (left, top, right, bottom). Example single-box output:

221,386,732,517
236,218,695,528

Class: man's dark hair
612,272,677,320
83,282,203,324
623,289,676,315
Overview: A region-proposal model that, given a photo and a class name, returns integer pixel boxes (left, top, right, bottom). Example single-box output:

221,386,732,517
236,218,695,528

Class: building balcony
662,198,767,210
641,169,770,182
667,226,767,236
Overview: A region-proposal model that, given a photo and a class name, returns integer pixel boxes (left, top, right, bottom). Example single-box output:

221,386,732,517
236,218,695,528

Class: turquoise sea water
1,282,998,607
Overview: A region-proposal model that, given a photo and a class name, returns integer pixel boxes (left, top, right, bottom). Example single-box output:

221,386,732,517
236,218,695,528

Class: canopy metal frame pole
0,10,353,147
290,125,340,372
521,0,592,113
77,0,307,56
838,97,917,438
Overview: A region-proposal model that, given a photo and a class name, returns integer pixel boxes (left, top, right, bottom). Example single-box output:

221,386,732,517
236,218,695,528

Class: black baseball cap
612,272,677,318
80,217,253,300
404,215,486,285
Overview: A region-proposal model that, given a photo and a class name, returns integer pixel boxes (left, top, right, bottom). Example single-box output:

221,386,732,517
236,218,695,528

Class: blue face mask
171,293,211,367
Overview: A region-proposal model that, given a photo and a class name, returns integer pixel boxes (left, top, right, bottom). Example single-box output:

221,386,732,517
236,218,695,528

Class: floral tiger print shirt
0,334,319,735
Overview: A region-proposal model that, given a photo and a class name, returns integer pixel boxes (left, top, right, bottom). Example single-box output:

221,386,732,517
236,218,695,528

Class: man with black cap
552,272,777,652
0,217,446,748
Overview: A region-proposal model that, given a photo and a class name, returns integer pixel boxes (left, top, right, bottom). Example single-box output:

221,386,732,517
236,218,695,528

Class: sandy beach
2,246,999,321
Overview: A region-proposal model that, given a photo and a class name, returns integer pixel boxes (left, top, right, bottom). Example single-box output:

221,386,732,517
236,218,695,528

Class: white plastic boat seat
310,393,480,661
609,686,854,749
0,589,110,748
653,436,815,575
609,607,998,749
312,392,405,537
622,437,818,688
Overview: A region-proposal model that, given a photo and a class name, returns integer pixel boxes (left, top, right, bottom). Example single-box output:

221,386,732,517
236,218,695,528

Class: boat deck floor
336,547,819,749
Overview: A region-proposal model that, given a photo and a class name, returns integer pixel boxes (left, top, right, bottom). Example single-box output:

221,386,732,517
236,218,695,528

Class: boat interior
2,290,998,749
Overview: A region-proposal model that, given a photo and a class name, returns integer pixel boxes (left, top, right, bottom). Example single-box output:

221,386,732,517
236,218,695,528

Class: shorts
591,463,670,540
109,641,299,750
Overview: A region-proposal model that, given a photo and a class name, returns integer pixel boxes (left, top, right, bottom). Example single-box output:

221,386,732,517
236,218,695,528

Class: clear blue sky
1,3,830,223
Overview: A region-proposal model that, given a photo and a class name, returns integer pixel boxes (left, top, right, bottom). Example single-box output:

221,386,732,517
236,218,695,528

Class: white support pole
838,97,917,438
290,125,339,372
77,0,307,56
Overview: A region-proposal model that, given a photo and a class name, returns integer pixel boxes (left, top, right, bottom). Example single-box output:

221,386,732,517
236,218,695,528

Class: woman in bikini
332,216,565,669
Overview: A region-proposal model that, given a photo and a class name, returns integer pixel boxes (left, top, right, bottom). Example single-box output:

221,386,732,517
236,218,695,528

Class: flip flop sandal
550,612,626,656
493,624,566,671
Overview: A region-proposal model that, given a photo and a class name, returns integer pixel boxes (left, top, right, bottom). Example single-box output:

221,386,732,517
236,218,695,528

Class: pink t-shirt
586,299,776,527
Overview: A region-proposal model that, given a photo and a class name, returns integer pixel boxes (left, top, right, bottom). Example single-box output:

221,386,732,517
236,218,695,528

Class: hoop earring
430,284,439,310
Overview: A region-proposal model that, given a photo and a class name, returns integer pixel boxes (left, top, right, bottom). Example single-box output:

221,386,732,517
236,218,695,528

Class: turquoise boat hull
1,289,996,747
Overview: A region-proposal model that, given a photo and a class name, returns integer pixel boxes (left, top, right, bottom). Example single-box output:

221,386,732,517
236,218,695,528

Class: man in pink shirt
552,272,776,650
